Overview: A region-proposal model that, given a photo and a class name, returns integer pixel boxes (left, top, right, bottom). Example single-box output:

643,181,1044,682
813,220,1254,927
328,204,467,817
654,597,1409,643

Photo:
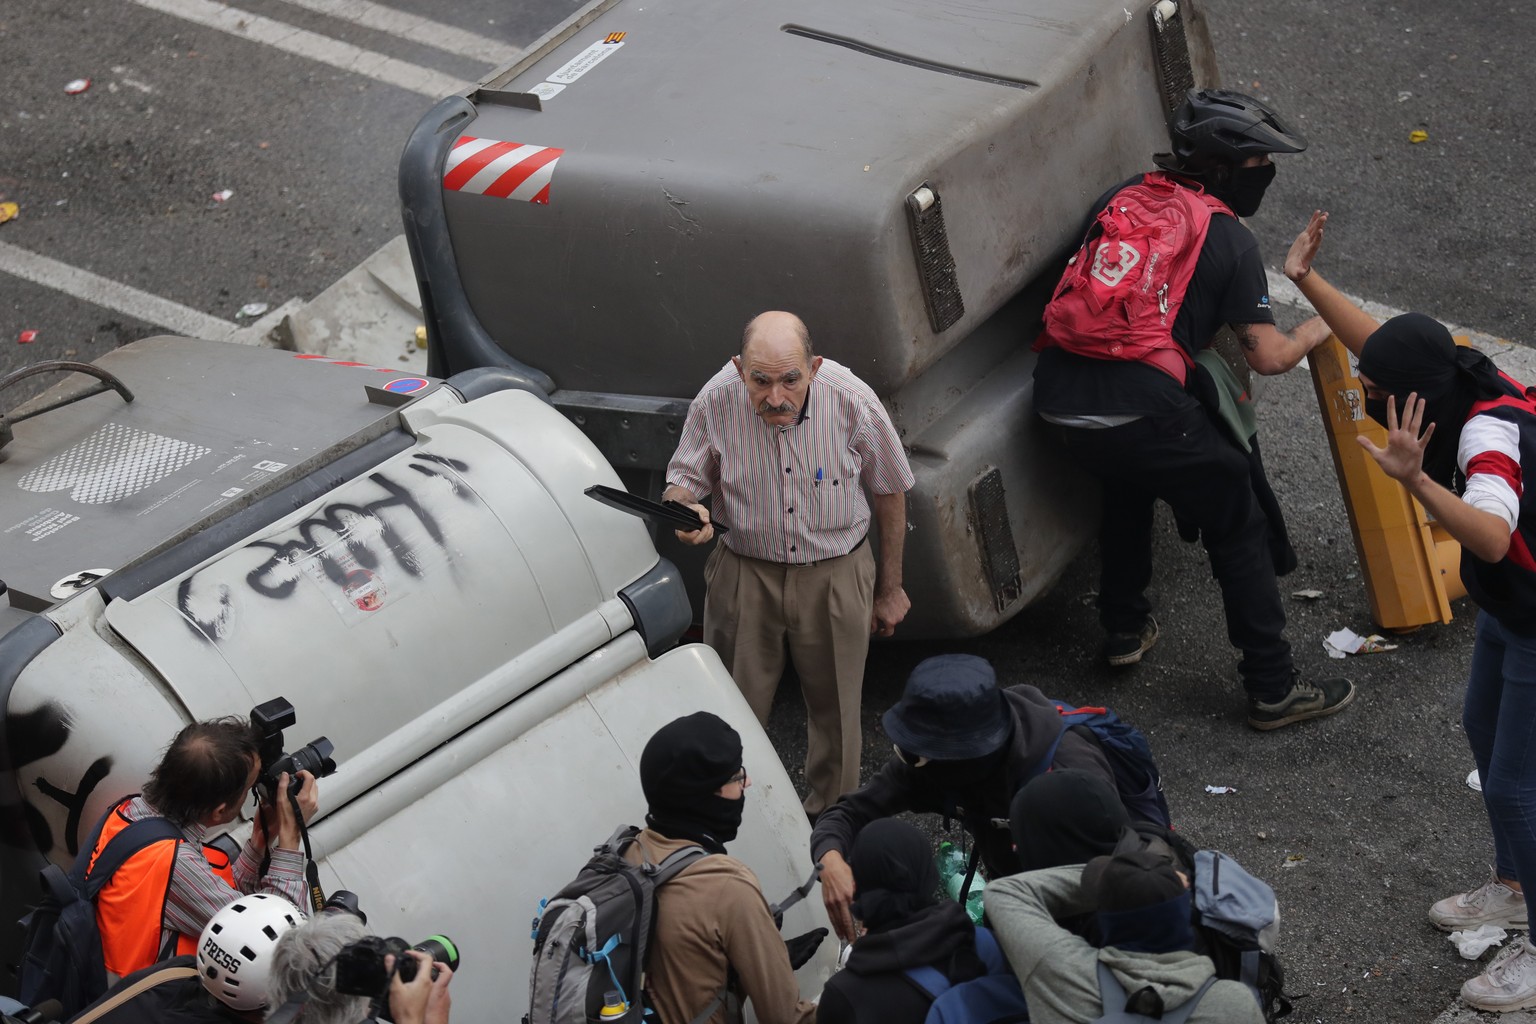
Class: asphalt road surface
5,1,1536,1022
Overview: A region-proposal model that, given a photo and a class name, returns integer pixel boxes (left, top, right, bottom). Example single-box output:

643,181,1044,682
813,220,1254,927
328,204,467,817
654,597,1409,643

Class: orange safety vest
88,798,236,978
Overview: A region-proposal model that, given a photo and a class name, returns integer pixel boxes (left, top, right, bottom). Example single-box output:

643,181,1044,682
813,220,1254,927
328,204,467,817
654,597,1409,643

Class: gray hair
266,914,372,1024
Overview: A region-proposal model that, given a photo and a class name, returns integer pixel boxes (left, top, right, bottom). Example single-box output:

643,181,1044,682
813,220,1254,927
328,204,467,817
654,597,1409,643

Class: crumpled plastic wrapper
1449,924,1507,960
1324,627,1399,659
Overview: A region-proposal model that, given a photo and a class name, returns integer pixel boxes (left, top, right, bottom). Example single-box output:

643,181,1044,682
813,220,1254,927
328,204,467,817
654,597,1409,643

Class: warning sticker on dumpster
547,37,624,85
444,137,564,205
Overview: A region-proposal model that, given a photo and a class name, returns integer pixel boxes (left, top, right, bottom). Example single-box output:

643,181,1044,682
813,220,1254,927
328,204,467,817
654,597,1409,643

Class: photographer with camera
34,715,320,1000
265,908,454,1024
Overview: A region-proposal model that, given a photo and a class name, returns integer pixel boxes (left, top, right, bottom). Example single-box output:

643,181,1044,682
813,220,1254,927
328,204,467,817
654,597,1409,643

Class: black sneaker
1247,675,1356,730
1105,617,1158,667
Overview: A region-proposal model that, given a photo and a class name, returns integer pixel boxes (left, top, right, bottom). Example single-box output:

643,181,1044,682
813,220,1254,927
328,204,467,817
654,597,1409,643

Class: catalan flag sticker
443,137,565,205
604,31,626,44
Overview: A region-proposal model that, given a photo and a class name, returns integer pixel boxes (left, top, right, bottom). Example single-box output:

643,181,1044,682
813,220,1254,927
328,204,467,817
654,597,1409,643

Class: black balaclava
1085,850,1196,955
1207,160,1276,218
1011,769,1133,872
916,734,1012,793
849,819,941,932
1356,312,1507,487
639,712,745,854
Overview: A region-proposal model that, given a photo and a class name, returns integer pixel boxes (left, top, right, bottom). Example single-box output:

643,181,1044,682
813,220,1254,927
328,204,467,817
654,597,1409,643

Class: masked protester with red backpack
1032,87,1354,730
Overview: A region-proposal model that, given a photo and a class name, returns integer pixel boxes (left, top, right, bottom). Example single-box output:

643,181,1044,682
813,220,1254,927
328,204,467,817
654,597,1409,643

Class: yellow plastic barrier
1307,335,1466,631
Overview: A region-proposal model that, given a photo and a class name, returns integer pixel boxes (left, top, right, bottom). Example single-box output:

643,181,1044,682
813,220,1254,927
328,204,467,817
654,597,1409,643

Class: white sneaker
1463,938,1536,1012
1429,871,1528,932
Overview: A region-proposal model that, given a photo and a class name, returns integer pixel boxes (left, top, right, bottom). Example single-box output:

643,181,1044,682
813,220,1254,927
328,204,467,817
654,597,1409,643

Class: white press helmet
196,893,306,1011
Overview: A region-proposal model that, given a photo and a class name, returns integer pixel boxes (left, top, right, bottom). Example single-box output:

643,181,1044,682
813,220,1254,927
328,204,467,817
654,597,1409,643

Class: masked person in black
812,655,1126,941
1032,87,1355,730
629,712,822,1024
817,820,1021,1024
1287,212,1536,1012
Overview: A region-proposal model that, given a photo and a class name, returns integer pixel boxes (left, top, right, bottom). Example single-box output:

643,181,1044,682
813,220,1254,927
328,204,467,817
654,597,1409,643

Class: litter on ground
1324,627,1399,658
1449,925,1507,960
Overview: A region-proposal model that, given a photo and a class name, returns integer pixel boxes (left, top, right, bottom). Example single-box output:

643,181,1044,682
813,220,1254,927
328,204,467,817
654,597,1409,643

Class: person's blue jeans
1464,610,1536,922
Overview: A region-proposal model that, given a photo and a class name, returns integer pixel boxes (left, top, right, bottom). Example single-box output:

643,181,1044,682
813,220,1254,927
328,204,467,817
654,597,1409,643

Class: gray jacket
983,866,1264,1024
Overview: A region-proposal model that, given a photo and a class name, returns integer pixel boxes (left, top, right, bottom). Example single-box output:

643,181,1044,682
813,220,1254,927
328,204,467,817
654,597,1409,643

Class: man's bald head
742,311,814,363
735,311,821,427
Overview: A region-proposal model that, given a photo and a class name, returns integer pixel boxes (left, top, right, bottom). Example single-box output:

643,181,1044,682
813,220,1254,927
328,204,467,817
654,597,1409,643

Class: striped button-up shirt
667,359,914,564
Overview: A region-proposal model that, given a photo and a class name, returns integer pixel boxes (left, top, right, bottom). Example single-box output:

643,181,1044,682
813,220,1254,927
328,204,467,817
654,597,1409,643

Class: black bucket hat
881,654,1011,761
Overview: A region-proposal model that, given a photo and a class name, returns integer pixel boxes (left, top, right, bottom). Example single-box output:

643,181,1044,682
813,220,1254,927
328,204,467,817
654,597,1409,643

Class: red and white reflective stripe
292,353,397,373
444,136,564,204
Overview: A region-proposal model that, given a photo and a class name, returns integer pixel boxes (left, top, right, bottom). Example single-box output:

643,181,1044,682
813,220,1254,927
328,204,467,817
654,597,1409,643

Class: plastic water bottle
936,841,986,924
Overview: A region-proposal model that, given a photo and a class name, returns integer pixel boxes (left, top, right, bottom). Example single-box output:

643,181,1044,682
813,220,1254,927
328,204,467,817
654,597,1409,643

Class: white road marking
273,0,521,66
0,241,234,340
124,0,471,98
1267,270,1508,350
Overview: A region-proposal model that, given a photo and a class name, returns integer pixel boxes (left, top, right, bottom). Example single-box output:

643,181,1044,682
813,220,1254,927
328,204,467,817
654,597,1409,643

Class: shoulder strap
67,800,131,885
1157,975,1219,1024
768,864,822,919
651,844,710,886
1092,962,1218,1024
972,926,1007,975
905,965,952,1001
68,964,199,1024
80,817,183,899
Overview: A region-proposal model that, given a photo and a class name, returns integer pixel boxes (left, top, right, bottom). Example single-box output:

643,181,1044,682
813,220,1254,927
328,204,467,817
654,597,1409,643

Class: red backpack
1036,172,1233,384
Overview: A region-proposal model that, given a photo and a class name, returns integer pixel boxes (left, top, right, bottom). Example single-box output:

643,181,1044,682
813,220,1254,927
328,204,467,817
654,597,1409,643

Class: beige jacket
627,830,817,1024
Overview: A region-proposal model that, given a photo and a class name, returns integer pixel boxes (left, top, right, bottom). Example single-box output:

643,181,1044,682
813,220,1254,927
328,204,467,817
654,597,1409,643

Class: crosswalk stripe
273,0,521,67
0,241,235,340
125,0,471,98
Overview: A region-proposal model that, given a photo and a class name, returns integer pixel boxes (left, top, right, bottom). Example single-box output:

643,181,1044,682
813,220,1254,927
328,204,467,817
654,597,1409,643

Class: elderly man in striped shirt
664,310,915,819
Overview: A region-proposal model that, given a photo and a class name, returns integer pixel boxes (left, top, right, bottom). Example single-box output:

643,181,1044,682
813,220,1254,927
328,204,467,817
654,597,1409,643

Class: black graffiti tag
34,756,112,856
245,454,471,600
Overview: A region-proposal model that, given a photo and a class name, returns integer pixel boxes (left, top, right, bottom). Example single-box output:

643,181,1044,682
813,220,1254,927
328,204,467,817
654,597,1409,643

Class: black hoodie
817,902,984,1024
811,685,1114,879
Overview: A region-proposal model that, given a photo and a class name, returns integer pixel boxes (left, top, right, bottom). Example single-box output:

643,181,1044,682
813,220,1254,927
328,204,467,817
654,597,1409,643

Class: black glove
784,928,828,970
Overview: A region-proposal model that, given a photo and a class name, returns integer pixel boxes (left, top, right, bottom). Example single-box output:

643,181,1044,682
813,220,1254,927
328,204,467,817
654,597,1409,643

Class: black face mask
1211,161,1276,217
647,793,745,854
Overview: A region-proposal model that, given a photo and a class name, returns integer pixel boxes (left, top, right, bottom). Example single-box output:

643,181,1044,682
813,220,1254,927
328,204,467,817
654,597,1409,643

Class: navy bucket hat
881,654,1011,761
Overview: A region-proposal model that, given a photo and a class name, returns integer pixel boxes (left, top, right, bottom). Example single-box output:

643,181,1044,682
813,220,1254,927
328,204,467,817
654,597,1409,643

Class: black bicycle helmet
1168,88,1308,164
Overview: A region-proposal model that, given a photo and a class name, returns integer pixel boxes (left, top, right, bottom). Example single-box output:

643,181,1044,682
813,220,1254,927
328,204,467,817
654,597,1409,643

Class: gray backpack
1190,850,1288,1021
526,826,716,1024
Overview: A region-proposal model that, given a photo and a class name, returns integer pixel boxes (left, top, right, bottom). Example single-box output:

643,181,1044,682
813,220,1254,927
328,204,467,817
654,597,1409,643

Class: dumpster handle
398,96,556,400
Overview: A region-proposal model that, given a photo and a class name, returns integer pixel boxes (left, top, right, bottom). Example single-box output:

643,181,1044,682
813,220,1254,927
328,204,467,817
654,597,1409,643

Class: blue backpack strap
1027,702,1078,778
972,926,1008,975
905,965,952,1001
1092,962,1218,1024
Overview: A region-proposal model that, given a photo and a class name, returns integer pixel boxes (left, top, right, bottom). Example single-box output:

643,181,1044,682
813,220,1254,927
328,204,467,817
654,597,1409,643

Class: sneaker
1429,870,1528,932
1463,937,1536,1012
1246,675,1355,730
1105,617,1158,667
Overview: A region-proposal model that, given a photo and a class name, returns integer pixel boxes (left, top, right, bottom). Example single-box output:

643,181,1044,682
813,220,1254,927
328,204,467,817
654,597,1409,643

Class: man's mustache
758,401,797,415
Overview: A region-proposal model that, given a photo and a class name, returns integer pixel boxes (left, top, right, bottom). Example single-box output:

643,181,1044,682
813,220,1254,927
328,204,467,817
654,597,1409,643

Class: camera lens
412,936,460,974
289,737,337,779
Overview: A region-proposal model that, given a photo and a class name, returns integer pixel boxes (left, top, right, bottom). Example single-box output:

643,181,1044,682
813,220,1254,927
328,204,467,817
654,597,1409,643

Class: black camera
320,888,367,924
250,696,337,802
333,934,460,998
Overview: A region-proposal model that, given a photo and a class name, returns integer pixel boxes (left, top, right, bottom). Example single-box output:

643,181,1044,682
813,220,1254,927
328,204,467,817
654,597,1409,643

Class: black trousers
1051,404,1294,701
